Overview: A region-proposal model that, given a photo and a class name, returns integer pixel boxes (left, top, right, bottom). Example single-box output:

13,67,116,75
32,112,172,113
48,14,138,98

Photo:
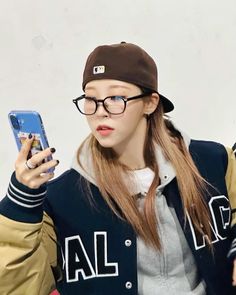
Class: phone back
8,111,52,164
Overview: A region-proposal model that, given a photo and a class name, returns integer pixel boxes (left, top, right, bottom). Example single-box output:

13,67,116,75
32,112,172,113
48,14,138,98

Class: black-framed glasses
72,93,151,115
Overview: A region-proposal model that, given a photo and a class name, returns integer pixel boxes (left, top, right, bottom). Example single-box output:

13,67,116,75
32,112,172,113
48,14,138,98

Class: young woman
0,42,235,295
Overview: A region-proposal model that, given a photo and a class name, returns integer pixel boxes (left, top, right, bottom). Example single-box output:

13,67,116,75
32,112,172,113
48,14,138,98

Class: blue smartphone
8,110,54,172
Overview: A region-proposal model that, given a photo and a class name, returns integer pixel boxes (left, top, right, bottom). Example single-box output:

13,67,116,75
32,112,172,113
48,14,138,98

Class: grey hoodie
71,133,206,295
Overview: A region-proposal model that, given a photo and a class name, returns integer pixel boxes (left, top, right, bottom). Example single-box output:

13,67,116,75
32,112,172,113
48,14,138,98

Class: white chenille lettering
94,232,119,277
65,235,96,283
187,195,231,250
64,232,119,283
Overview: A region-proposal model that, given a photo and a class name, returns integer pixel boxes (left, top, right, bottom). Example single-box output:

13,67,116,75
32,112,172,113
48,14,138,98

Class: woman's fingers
30,159,59,177
14,136,59,189
24,147,55,169
16,135,34,165
16,157,59,189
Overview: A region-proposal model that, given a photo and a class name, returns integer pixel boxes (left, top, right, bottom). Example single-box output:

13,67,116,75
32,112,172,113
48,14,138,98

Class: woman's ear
144,93,159,115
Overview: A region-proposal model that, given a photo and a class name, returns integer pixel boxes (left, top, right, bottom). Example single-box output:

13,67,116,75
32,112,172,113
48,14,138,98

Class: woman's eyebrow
84,86,95,91
85,85,131,91
108,85,130,90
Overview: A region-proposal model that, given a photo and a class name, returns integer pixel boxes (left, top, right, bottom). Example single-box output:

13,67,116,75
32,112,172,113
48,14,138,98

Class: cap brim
159,94,174,113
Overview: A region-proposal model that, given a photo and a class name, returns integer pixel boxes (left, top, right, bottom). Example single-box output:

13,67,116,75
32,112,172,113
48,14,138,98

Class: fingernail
50,147,56,153
28,133,32,139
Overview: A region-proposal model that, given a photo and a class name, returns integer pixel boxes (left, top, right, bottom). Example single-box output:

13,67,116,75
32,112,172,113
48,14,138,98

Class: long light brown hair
77,97,213,251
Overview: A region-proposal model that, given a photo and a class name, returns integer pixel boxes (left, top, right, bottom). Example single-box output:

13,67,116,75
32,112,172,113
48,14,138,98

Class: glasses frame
72,93,151,115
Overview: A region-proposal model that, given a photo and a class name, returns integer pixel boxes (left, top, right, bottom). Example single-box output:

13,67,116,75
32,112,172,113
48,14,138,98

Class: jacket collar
71,131,191,191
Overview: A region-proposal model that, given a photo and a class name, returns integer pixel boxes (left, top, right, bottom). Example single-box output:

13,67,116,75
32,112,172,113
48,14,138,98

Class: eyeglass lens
78,96,126,115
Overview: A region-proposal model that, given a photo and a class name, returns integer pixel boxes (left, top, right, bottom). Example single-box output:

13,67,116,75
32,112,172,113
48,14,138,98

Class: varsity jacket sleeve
0,172,57,295
225,147,236,262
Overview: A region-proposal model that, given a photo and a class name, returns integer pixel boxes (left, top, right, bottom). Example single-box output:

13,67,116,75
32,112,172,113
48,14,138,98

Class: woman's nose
96,102,109,116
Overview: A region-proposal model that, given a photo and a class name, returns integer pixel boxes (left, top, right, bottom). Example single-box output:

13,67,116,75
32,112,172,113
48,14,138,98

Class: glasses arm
125,93,152,102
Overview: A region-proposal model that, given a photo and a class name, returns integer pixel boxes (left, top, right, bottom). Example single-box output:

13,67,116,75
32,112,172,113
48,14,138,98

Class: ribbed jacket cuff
0,172,47,223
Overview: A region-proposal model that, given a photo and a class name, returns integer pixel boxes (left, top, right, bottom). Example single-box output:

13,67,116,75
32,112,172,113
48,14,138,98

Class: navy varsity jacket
0,140,236,295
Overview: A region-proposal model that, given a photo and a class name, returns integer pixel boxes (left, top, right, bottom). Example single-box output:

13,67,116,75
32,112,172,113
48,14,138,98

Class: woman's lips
96,125,114,136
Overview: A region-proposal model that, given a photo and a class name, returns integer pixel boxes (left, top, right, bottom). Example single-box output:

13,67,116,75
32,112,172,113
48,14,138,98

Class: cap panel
82,42,174,113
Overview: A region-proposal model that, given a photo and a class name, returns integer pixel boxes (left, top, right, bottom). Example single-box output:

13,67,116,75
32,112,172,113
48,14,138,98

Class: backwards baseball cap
82,42,174,113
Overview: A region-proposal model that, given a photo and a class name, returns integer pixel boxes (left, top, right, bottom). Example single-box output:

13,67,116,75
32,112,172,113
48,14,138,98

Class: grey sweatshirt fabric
71,132,206,294
133,168,206,295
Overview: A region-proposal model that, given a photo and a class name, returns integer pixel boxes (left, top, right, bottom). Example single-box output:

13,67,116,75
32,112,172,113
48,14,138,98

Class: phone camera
10,115,20,130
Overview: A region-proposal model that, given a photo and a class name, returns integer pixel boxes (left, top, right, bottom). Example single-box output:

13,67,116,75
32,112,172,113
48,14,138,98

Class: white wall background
0,0,236,198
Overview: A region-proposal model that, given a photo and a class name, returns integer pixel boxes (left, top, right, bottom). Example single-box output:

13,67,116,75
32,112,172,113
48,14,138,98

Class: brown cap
82,42,174,113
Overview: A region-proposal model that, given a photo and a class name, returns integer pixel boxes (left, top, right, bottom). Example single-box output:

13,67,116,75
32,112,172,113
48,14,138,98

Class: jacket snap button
125,281,132,289
125,239,132,247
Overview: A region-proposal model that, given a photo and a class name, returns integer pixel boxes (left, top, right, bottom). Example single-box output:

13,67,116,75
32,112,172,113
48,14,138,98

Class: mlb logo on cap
93,65,105,74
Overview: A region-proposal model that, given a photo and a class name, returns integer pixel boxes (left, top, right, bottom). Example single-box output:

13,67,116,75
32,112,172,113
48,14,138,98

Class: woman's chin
96,137,116,149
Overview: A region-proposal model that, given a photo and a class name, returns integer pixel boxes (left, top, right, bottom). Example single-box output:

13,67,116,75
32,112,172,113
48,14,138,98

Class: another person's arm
0,136,59,295
225,147,236,286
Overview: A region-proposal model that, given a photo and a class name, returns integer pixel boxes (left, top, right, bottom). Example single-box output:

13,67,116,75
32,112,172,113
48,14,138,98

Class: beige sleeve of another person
0,212,57,295
225,147,236,229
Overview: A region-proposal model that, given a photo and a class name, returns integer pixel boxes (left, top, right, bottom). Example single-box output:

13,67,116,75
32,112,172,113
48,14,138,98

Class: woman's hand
15,135,59,189
233,259,236,286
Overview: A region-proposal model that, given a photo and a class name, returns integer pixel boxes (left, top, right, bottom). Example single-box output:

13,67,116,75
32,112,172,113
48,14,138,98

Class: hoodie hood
71,130,191,192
